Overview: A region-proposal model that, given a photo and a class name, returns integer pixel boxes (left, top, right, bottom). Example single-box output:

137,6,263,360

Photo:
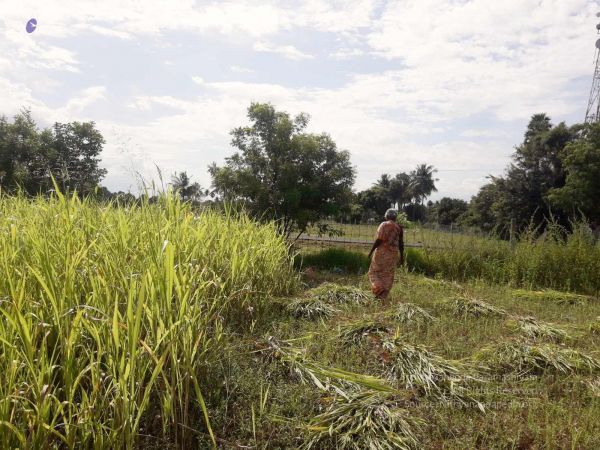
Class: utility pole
584,13,600,124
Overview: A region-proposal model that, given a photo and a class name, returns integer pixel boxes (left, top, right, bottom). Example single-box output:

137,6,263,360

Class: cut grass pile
507,316,571,342
303,390,421,450
447,295,507,318
263,338,420,450
286,297,339,320
307,282,372,305
474,341,600,376
338,320,392,346
389,303,435,324
380,339,480,407
512,288,593,306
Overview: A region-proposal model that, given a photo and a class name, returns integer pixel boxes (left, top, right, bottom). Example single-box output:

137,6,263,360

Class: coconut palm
171,171,205,202
410,164,438,205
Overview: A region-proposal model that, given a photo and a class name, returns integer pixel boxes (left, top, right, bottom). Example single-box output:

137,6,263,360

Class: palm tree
171,171,205,202
389,172,414,209
410,164,438,205
375,173,392,189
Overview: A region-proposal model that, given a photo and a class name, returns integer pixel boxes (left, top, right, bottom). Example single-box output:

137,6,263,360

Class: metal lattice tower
584,14,600,124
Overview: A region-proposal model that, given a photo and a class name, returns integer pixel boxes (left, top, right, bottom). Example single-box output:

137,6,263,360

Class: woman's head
384,208,398,221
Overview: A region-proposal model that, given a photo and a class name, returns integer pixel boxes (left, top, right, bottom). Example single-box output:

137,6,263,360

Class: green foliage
209,103,355,237
170,171,206,202
429,197,468,226
0,110,106,195
548,123,600,221
404,248,433,275
296,248,370,273
355,166,437,222
0,192,297,448
407,222,600,295
465,114,581,234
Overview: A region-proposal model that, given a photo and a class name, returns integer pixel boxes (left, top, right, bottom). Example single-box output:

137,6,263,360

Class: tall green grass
410,222,600,295
0,192,297,448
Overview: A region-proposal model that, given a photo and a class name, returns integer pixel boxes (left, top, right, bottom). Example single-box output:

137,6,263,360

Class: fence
292,220,488,251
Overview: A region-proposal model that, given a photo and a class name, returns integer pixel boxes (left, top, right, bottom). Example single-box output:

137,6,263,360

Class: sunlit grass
0,191,297,448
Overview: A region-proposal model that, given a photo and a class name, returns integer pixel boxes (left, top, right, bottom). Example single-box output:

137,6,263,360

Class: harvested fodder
303,390,421,450
380,340,481,408
507,316,570,342
391,303,435,325
262,339,422,449
287,297,339,320
512,289,591,306
263,337,394,395
447,295,507,318
308,282,371,305
474,341,600,376
338,320,392,346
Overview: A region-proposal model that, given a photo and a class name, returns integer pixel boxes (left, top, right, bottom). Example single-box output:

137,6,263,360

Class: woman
368,209,404,301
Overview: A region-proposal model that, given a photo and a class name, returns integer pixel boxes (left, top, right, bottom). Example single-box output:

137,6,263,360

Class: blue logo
26,18,37,33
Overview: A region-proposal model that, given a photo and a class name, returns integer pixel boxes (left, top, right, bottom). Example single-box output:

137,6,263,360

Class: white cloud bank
0,0,597,199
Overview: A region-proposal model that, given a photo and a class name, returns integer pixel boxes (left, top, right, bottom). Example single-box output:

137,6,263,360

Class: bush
405,248,434,275
408,222,600,295
296,248,370,273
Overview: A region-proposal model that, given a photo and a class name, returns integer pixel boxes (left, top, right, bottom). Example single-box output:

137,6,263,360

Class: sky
0,0,598,200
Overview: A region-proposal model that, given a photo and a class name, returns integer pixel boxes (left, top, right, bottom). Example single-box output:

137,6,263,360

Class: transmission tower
584,13,600,124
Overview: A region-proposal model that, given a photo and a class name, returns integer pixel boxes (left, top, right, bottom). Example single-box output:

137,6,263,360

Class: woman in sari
368,209,404,301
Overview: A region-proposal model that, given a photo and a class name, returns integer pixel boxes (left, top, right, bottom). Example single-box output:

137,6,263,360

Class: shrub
295,248,370,273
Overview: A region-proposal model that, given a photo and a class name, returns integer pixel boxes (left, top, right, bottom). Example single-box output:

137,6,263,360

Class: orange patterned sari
368,220,403,299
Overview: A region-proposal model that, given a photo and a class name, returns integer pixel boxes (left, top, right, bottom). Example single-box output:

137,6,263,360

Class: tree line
1,105,599,239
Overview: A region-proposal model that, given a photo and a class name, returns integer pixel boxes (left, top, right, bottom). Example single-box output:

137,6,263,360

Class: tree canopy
0,110,106,195
209,103,355,237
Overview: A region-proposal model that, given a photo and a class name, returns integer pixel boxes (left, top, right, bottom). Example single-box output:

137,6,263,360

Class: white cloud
253,41,314,60
230,65,254,73
330,47,365,60
0,0,597,199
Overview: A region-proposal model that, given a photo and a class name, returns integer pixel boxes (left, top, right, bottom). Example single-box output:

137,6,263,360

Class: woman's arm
368,239,383,260
398,227,404,265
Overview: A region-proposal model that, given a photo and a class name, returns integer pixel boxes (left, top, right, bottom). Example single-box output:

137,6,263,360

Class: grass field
1,195,599,448
224,269,600,449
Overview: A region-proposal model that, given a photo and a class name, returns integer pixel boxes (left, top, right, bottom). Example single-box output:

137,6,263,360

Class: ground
220,268,600,449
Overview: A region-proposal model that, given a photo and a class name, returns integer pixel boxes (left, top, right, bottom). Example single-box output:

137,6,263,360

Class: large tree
466,114,579,236
0,110,106,195
433,197,468,226
209,103,355,237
